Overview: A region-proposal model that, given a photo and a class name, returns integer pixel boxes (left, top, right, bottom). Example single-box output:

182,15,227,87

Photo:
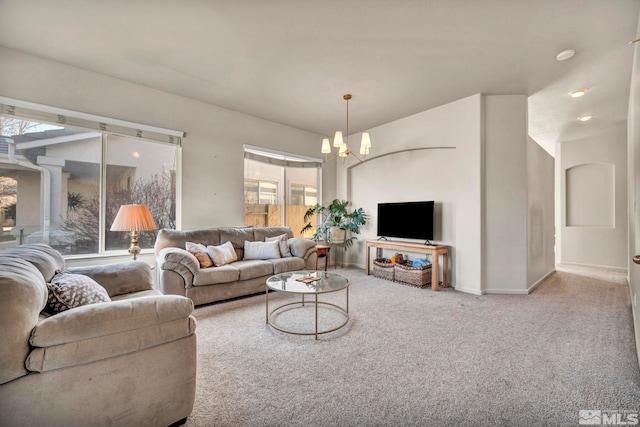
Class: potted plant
301,199,368,250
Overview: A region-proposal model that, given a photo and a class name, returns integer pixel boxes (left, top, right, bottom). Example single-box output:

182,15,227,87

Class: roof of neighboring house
0,128,87,163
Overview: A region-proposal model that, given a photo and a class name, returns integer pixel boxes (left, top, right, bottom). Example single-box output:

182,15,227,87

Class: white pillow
243,240,281,260
265,234,292,257
206,241,238,267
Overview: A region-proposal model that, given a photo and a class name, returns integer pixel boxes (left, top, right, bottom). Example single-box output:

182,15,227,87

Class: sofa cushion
270,257,306,274
253,226,294,241
219,227,254,259
207,241,238,267
154,228,221,256
266,234,292,258
45,272,111,314
68,261,154,298
244,240,280,260
185,242,213,268
233,259,274,280
28,295,195,372
193,265,240,286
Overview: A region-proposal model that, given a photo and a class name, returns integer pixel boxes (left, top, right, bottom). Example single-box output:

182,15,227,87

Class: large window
243,147,321,237
244,179,278,205
0,110,181,257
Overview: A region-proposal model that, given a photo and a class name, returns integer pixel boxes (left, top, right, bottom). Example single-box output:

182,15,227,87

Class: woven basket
394,262,432,288
373,259,395,281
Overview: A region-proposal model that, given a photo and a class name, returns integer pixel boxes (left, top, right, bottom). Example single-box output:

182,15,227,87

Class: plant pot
328,226,345,244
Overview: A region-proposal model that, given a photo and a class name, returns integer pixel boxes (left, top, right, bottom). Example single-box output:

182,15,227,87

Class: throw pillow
206,241,238,267
243,240,281,260
265,234,292,257
186,241,214,268
45,271,111,314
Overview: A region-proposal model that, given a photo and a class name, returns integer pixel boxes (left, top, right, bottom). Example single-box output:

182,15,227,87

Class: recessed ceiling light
556,49,576,61
578,114,593,122
570,88,588,98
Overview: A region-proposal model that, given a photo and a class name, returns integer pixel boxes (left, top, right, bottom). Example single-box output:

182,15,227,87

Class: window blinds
244,145,321,168
0,96,184,146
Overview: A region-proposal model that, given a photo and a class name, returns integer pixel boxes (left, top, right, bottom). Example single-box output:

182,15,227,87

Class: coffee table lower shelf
266,297,349,339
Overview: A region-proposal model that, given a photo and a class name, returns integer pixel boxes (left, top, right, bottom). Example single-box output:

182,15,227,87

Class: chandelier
321,94,371,163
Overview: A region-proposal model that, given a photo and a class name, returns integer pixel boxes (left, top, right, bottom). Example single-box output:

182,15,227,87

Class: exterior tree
60,171,175,254
0,117,38,136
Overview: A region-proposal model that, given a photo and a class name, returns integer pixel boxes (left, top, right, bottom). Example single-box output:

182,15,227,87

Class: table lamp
110,204,157,260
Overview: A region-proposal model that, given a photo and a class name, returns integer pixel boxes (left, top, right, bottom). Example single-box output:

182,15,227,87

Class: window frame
0,98,183,260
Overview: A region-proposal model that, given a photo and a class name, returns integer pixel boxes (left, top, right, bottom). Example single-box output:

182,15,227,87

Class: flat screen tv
377,201,434,242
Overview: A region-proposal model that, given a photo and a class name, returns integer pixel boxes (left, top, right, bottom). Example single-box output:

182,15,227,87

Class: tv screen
377,201,434,241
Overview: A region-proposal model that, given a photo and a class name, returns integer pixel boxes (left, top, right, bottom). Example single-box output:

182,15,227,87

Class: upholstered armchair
0,243,197,427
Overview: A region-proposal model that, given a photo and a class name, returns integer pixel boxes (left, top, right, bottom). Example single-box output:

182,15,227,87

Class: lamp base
129,230,141,261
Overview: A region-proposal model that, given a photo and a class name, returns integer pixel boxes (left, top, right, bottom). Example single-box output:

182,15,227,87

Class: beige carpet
185,268,640,426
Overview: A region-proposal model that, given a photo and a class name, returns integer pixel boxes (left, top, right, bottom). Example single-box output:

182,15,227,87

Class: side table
315,245,330,271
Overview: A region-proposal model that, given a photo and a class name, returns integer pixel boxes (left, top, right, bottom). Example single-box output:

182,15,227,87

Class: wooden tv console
365,239,449,291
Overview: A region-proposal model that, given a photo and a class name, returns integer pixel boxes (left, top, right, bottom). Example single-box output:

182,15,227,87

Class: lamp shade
321,138,331,154
333,131,344,147
361,132,371,148
110,204,157,232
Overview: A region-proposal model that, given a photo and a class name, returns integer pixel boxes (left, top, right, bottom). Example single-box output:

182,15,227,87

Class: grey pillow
243,240,281,260
265,234,292,258
45,271,111,314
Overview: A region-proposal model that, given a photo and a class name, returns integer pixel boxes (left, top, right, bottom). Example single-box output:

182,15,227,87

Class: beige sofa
155,226,318,306
0,243,197,427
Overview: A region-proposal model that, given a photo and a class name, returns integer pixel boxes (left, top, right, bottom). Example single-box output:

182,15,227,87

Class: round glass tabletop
266,271,350,294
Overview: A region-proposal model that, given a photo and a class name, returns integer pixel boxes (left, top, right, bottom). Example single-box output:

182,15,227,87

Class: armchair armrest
288,238,318,260
27,295,195,372
68,261,153,297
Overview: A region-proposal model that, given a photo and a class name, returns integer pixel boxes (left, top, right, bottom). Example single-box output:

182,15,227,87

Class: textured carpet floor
185,268,640,427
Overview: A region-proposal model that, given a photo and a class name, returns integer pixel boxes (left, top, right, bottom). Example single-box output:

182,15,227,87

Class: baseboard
629,285,640,371
527,269,556,294
484,288,529,295
453,285,484,295
483,269,555,295
558,261,628,273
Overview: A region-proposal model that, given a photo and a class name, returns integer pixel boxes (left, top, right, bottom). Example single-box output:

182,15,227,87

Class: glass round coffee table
266,271,350,340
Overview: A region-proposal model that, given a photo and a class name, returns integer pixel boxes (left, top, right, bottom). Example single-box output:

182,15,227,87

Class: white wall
337,94,484,294
0,47,324,231
558,126,628,269
483,96,555,294
335,94,554,295
627,8,640,370
526,138,556,289
484,95,528,293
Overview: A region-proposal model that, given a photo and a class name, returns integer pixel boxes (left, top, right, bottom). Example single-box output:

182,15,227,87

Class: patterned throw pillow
186,241,214,268
265,234,292,257
45,271,111,314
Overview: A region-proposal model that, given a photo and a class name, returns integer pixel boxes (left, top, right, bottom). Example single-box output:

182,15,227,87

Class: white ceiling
1,0,638,156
